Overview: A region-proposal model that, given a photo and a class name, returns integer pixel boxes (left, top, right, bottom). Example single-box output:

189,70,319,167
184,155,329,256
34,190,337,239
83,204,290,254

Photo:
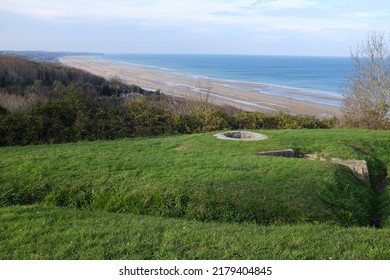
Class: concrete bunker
215,132,371,183
256,149,295,158
256,150,370,183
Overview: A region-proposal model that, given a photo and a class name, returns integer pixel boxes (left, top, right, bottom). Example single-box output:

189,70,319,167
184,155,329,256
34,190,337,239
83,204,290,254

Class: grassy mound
2,129,386,226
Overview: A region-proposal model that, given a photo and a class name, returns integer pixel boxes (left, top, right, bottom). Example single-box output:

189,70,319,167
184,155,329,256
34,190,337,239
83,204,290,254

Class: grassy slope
1,129,390,259
1,129,383,226
1,205,390,260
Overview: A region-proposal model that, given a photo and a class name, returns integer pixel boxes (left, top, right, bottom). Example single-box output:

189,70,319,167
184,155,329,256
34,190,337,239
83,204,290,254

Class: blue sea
100,54,353,106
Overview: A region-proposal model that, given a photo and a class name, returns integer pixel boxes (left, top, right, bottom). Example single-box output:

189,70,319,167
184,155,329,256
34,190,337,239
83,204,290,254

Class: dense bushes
1,98,336,146
0,104,7,115
233,111,333,129
0,89,335,146
0,91,176,145
125,100,177,137
177,108,230,134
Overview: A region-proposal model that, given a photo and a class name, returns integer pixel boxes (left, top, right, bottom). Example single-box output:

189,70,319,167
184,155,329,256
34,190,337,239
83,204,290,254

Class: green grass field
1,129,390,259
2,205,390,260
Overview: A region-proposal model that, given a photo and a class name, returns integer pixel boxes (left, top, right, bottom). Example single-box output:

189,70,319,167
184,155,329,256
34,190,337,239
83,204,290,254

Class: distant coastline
0,50,103,62
59,55,343,117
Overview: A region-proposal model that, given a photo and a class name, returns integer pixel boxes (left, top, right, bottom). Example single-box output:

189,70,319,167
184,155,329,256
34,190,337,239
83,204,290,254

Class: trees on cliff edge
343,31,390,129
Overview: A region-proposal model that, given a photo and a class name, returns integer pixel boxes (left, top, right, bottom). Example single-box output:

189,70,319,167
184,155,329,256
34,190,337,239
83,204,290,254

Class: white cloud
2,0,388,55
0,0,319,22
0,0,230,21
250,0,315,10
0,0,70,20
1,0,389,40
340,11,390,19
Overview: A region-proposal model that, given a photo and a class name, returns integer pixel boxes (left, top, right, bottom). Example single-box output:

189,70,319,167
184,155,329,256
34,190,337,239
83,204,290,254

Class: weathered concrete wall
256,149,295,158
330,158,370,183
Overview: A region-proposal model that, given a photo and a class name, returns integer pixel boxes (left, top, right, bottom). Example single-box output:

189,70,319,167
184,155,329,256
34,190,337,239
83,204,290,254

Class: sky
1,0,390,56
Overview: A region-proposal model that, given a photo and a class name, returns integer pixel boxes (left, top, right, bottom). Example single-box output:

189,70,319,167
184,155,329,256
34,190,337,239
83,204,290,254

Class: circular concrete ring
214,131,268,141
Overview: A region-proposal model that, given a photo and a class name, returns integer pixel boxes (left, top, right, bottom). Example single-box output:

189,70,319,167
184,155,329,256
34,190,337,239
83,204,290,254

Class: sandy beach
59,56,342,117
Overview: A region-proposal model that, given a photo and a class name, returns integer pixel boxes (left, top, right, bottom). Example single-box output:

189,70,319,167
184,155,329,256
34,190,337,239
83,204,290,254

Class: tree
343,31,390,129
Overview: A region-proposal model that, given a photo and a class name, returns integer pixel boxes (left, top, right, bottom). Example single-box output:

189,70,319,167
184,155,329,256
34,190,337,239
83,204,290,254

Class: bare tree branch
343,31,390,129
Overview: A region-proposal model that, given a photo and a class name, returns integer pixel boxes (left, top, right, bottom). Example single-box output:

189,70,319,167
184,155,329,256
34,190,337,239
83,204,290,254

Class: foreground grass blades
1,205,390,260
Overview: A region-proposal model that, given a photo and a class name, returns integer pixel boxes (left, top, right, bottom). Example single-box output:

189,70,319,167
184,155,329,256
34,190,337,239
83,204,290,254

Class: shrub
273,113,329,129
27,100,77,143
176,115,203,134
125,99,177,137
0,104,8,115
193,108,230,133
176,108,231,134
0,113,43,146
233,112,267,129
231,112,332,130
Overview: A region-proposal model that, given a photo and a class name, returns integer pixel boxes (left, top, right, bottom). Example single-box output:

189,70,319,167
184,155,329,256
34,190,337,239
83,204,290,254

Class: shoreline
106,56,343,106
59,56,342,117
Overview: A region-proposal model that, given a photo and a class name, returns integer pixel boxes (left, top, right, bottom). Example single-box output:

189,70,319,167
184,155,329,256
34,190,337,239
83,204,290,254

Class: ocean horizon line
98,52,350,58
